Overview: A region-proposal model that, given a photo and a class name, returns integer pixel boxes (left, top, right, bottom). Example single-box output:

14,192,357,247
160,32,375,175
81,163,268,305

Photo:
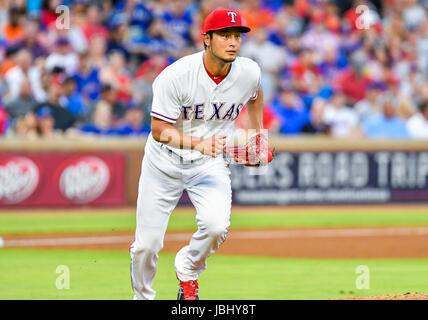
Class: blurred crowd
1,0,428,140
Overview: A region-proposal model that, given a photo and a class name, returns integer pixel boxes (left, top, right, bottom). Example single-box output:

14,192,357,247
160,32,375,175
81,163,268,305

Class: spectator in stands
235,104,281,134
133,52,168,82
416,19,428,72
0,105,8,136
40,0,61,30
240,27,287,104
343,0,381,32
161,0,194,53
288,47,322,106
270,83,310,135
323,1,341,33
362,94,410,139
322,90,360,138
106,18,131,61
2,7,25,45
128,18,177,59
66,1,89,54
300,10,340,56
1,46,19,77
81,3,109,42
354,82,385,123
14,111,38,139
407,100,428,139
270,3,304,40
87,34,108,69
415,79,428,110
98,83,127,126
402,0,427,31
36,106,57,138
78,100,114,135
15,18,48,59
333,50,372,104
3,49,43,105
117,0,153,40
45,37,79,75
37,69,51,103
240,0,275,31
387,73,416,120
0,1,9,40
400,65,426,103
1,0,428,141
59,76,89,123
365,41,392,83
99,50,132,104
4,77,37,126
72,51,102,106
34,76,75,132
114,103,151,136
318,45,348,82
133,52,169,124
302,97,331,135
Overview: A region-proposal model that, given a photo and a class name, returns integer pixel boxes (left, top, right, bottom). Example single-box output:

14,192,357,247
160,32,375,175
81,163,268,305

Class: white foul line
2,235,134,247
2,227,428,248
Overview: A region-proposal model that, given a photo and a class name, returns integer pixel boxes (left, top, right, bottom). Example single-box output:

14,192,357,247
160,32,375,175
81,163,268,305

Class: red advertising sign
0,153,125,207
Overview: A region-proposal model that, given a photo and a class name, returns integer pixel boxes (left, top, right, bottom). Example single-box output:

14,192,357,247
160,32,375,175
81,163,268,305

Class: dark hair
101,83,113,92
9,6,25,16
5,46,19,57
203,31,214,50
79,50,90,59
51,66,65,74
64,76,76,84
419,100,428,113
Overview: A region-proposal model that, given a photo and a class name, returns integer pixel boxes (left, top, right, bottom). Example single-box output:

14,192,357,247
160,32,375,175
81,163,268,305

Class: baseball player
130,8,271,300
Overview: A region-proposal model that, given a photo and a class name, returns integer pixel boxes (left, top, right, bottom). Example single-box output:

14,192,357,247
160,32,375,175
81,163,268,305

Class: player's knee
132,235,164,254
132,244,162,259
206,220,229,240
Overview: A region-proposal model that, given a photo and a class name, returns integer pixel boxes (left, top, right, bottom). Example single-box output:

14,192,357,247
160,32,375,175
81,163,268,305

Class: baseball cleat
177,279,199,300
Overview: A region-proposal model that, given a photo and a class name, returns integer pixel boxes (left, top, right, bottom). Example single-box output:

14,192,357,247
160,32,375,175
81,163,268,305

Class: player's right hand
194,135,226,157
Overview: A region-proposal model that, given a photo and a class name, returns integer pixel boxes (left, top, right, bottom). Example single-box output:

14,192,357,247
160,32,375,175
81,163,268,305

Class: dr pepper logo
0,157,40,203
59,156,110,203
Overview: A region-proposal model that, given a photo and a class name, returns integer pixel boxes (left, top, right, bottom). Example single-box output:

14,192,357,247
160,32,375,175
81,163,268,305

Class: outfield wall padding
1,136,428,206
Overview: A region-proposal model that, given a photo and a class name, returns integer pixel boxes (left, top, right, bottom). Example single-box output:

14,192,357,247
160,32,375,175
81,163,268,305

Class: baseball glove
223,133,274,167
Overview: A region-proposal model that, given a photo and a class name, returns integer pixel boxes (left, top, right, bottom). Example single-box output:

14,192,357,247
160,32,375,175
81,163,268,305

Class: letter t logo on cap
227,11,237,23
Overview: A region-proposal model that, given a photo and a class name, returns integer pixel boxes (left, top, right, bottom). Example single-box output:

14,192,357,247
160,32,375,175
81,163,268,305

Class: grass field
1,206,428,300
2,206,428,235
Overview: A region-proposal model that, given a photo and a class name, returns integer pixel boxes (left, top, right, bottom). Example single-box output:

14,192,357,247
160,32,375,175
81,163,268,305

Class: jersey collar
200,51,237,88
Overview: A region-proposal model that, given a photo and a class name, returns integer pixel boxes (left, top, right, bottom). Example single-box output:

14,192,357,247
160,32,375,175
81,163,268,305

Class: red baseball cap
202,8,250,34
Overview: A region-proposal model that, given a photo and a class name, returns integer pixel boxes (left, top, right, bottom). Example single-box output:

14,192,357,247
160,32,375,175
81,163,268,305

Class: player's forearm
246,87,264,132
159,128,202,150
246,109,263,131
151,117,202,150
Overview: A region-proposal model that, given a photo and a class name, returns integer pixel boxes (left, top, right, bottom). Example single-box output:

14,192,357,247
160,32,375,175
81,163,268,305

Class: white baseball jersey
148,50,261,161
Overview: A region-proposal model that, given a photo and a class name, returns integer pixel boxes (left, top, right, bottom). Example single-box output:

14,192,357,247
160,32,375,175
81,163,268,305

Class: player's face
208,28,242,63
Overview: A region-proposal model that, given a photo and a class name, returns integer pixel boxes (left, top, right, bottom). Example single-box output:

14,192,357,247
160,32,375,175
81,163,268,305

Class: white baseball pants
130,138,232,300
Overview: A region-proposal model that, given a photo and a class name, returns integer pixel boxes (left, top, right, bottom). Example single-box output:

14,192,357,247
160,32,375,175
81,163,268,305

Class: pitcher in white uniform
130,8,265,300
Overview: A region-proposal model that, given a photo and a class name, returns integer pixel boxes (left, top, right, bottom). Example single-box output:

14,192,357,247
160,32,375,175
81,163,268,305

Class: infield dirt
3,226,428,258
336,292,428,300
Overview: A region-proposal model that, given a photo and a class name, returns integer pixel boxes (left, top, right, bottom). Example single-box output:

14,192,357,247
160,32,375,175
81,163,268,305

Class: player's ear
203,33,210,48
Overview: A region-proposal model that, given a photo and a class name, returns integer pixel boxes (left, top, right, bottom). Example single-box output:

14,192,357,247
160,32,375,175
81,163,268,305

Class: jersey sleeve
249,64,262,101
150,71,181,123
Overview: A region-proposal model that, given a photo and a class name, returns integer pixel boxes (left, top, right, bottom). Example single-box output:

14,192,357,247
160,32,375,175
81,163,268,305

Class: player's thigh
186,163,232,231
136,154,184,228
